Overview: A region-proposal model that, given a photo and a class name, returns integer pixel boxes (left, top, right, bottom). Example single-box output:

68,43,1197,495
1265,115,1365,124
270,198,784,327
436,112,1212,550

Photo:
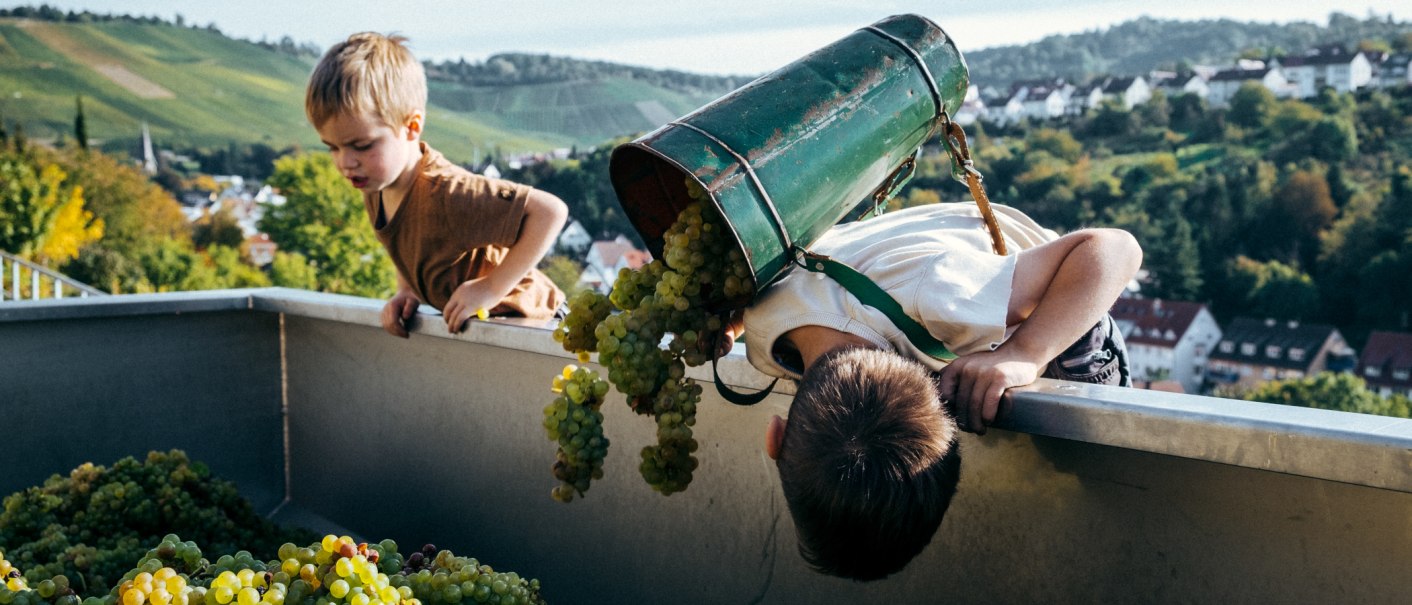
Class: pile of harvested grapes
0,453,544,605
546,180,755,501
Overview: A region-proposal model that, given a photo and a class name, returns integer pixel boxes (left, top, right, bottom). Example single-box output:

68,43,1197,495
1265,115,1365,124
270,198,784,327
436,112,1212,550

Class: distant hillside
964,12,1412,90
423,53,745,146
0,17,569,160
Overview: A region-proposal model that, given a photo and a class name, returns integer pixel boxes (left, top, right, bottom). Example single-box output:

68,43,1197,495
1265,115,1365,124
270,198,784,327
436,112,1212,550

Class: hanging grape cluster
543,364,611,503
548,179,755,499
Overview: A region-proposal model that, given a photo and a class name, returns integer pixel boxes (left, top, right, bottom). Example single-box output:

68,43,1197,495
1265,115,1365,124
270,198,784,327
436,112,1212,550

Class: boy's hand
443,279,498,334
382,290,420,338
935,350,1043,435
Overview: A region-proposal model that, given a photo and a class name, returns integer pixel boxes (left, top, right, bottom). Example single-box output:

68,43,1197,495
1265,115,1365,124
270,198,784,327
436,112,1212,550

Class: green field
0,19,569,161
430,78,725,146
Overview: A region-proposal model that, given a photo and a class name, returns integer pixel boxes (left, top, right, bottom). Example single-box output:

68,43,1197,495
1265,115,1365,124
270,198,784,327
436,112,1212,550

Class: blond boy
305,33,568,336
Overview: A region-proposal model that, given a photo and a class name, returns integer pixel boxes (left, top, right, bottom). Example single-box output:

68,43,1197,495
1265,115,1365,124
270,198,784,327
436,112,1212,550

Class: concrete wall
4,289,1412,604
0,297,285,513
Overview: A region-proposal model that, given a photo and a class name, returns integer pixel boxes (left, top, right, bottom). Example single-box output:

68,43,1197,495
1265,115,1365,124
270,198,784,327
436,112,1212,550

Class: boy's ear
404,112,425,140
765,415,786,460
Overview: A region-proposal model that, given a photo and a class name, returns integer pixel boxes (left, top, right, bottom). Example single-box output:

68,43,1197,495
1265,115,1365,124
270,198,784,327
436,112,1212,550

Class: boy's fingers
981,382,1005,427
401,297,418,318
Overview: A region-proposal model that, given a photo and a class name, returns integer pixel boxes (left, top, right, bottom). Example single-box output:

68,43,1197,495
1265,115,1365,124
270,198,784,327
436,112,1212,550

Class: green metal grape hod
608,13,969,295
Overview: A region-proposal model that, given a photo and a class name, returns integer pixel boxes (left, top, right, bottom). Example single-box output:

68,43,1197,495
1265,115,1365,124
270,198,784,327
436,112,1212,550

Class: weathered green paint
609,14,969,291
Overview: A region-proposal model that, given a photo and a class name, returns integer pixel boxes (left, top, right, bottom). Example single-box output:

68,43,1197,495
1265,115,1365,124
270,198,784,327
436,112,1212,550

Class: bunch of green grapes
543,365,612,503
550,289,611,353
548,178,755,500
638,375,702,496
0,451,317,594
391,545,539,605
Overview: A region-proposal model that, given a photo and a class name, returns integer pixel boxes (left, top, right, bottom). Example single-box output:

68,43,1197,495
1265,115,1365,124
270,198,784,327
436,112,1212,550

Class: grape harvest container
609,13,969,295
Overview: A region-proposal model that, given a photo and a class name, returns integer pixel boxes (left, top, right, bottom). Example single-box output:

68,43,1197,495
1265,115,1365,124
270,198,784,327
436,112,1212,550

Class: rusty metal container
609,13,968,292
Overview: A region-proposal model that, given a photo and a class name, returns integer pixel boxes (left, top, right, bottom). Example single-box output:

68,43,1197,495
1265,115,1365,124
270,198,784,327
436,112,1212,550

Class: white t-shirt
742,202,1058,380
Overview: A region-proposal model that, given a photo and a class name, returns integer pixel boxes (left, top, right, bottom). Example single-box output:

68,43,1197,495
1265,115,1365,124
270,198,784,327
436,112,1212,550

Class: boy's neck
380,142,425,220
784,325,880,371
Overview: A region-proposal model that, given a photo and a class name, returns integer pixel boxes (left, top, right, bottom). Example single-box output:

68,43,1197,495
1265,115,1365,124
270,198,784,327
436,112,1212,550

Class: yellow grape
122,589,146,605
213,587,234,605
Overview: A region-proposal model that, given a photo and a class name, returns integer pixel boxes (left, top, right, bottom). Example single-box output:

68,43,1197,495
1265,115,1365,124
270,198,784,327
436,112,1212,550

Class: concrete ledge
5,288,1411,494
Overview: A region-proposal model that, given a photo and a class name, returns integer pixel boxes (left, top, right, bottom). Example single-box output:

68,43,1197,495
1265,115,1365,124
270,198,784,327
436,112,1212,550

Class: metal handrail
0,250,107,301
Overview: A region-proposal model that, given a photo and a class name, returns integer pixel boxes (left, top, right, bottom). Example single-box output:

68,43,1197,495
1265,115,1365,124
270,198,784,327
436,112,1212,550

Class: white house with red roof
1109,297,1222,394
578,236,651,294
1357,331,1412,398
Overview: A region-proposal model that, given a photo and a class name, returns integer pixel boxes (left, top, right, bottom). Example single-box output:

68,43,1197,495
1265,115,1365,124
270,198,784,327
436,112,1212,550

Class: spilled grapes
547,179,754,501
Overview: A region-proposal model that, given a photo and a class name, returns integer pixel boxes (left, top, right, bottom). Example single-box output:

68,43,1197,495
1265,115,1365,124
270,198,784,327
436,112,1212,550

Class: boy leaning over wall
305,32,568,336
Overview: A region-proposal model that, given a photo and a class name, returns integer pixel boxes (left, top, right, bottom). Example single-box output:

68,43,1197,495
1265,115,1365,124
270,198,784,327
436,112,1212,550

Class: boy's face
316,110,423,194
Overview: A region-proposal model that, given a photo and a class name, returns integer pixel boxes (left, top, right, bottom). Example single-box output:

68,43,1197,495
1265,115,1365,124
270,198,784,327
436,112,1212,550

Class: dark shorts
1042,314,1130,387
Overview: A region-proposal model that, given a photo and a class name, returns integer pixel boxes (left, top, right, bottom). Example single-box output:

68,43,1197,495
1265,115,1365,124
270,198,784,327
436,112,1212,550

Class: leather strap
941,120,1008,256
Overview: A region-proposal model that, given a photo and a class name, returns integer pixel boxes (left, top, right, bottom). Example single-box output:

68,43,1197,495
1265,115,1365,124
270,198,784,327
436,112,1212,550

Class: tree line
425,53,750,95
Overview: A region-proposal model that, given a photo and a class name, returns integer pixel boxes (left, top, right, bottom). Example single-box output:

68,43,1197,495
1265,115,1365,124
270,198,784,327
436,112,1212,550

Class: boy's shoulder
415,144,528,203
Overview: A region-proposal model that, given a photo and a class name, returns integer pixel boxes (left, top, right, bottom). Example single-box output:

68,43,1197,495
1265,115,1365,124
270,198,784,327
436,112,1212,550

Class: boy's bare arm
937,228,1142,434
442,189,569,332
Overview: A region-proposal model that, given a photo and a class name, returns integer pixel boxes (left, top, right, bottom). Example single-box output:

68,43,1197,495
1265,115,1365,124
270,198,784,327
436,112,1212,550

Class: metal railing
0,250,107,301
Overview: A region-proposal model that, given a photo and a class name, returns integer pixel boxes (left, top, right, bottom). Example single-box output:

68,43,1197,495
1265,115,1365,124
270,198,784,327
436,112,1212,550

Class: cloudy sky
22,1,1408,75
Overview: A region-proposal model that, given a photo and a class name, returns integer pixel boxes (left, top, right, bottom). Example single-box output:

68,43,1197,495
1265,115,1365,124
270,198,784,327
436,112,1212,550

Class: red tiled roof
590,239,650,270
1109,298,1205,346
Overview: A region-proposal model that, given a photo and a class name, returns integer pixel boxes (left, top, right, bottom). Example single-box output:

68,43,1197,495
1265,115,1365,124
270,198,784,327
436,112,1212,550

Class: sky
16,1,1412,75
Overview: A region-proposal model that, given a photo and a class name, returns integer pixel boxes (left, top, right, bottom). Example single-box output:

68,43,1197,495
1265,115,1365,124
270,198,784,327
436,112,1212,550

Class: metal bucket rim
609,141,763,294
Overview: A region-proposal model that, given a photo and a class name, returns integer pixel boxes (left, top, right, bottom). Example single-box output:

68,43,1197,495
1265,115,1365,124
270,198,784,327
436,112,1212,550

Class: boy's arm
936,228,1141,434
443,189,569,332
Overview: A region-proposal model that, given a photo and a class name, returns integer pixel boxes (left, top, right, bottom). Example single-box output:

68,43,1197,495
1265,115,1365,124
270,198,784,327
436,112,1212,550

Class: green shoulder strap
796,249,958,362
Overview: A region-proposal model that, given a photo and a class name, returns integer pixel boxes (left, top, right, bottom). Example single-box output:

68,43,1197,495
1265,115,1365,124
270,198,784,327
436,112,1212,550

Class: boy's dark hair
777,347,961,581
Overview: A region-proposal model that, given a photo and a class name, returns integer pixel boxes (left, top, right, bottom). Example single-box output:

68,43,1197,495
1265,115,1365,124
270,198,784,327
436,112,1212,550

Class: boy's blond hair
306,32,427,129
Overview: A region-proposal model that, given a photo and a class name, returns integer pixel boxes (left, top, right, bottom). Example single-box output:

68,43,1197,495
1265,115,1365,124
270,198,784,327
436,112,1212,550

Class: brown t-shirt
364,143,564,319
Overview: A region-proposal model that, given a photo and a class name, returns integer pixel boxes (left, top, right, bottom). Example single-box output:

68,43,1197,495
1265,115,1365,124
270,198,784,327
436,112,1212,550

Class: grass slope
429,78,724,146
0,18,561,161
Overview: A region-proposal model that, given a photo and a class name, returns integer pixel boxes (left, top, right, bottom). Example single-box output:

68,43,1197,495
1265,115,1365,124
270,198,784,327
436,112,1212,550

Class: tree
1227,83,1276,129
1225,256,1320,321
1239,372,1410,419
1086,99,1137,137
1168,93,1206,133
73,95,88,151
0,152,104,265
1308,117,1358,163
192,205,245,250
268,251,319,290
1258,170,1337,267
261,152,396,298
538,255,585,297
